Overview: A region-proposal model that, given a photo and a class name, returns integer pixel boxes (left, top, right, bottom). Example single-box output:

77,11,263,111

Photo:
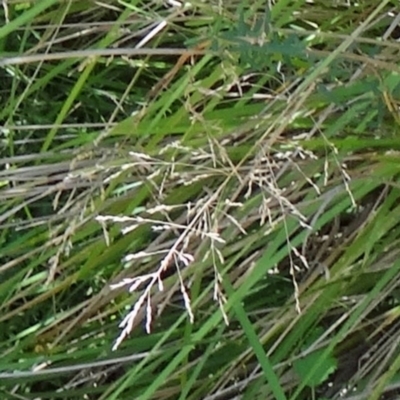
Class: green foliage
293,327,337,388
294,349,337,388
1,0,400,399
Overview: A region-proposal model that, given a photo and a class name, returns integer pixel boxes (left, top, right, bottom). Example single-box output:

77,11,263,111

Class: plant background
1,1,400,399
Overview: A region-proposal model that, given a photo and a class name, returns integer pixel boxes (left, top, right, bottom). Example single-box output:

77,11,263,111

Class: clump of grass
1,1,400,399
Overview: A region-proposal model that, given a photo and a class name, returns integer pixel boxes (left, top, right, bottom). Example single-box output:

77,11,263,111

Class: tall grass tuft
1,1,400,399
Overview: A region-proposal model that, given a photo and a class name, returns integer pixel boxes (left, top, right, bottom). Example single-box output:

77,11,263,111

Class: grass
1,0,400,399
